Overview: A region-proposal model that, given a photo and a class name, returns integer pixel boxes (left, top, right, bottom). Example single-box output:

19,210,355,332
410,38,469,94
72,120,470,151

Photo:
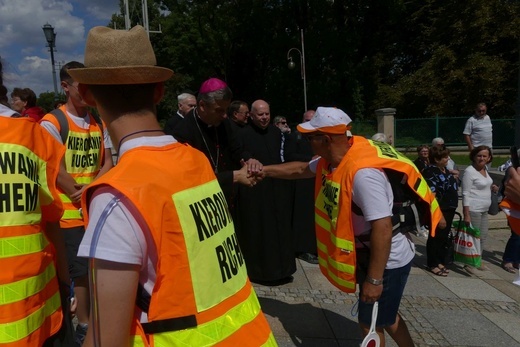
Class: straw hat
68,25,173,85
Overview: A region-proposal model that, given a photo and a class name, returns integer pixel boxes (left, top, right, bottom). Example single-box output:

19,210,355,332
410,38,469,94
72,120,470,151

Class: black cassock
235,123,296,282
286,130,317,255
165,109,248,209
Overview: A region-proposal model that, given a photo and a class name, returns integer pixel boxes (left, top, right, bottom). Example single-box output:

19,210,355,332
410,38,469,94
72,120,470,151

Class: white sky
0,0,120,96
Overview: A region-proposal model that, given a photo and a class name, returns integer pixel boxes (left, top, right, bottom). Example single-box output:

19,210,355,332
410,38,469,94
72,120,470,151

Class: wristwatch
365,276,383,286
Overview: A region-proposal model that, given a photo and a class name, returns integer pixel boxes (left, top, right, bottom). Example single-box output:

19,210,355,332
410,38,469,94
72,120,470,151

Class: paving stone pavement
253,215,520,347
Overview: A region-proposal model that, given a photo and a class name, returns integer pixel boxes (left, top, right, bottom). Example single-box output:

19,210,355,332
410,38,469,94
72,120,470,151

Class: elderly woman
422,145,459,276
462,145,498,273
413,145,430,172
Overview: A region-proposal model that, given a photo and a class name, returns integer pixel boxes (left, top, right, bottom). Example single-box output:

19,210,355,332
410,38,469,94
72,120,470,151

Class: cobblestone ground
255,286,520,346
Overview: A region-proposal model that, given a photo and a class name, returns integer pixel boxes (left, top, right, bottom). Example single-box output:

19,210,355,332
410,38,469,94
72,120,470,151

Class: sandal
438,265,450,274
430,267,448,277
502,262,517,274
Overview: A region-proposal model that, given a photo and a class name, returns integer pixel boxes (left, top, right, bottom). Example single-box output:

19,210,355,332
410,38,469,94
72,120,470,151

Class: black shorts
62,226,88,279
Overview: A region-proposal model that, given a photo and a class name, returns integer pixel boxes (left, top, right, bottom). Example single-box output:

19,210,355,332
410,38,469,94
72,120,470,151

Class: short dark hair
416,144,429,154
469,145,493,163
429,144,450,163
11,87,37,108
87,83,157,116
60,61,85,83
227,100,247,118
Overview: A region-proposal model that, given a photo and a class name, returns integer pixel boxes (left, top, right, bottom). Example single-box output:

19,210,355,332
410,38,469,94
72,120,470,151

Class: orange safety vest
314,136,441,293
82,142,276,347
0,116,65,346
41,106,105,228
499,197,520,235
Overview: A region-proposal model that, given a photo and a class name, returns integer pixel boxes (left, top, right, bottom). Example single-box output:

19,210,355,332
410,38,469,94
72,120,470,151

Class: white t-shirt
463,115,493,148
40,111,113,150
309,160,415,269
78,135,177,322
462,165,493,213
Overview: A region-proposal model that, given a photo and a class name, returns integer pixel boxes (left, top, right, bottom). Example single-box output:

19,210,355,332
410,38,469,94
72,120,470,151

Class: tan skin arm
464,134,473,151
360,217,392,303
262,161,315,180
83,259,140,347
505,167,520,204
43,221,77,313
70,150,114,202
57,157,80,198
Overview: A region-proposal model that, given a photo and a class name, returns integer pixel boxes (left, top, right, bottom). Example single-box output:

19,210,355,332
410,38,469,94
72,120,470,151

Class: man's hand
241,158,263,176
505,167,520,204
360,281,383,304
234,165,258,187
438,215,447,230
70,183,87,203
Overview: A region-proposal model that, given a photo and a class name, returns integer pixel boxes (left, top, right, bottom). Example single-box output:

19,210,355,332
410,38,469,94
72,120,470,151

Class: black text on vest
215,233,244,283
0,152,40,213
189,191,232,242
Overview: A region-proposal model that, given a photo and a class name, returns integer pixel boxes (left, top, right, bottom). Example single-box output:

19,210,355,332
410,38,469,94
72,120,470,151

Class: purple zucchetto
199,78,228,94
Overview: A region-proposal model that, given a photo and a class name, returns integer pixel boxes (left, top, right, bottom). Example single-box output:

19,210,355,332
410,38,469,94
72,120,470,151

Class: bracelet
365,276,383,286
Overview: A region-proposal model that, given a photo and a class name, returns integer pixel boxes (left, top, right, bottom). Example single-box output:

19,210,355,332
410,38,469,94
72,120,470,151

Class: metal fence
394,117,515,148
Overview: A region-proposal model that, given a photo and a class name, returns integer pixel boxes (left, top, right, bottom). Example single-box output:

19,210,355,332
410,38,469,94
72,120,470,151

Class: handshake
235,159,265,187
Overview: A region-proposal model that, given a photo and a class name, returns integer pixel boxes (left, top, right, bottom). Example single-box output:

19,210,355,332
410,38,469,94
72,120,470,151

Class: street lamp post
287,29,308,112
42,23,58,96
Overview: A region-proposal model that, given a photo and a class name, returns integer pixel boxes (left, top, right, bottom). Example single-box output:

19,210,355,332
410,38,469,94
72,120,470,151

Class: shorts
62,226,88,279
357,260,412,327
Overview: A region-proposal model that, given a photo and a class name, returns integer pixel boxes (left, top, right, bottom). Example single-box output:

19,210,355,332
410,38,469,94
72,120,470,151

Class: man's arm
360,216,392,303
83,260,140,347
505,167,520,204
57,157,80,197
464,134,473,151
96,150,114,178
262,161,315,180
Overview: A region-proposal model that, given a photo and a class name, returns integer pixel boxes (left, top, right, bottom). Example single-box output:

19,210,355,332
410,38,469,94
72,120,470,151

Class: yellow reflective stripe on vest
152,288,262,346
321,261,356,291
316,217,354,252
75,176,94,184
315,213,330,232
0,232,49,258
0,263,56,305
430,198,439,212
262,332,277,346
62,209,82,220
0,291,60,343
327,254,355,274
59,193,72,203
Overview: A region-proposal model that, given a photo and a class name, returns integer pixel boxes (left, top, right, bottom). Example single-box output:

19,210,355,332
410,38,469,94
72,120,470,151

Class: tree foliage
99,0,520,123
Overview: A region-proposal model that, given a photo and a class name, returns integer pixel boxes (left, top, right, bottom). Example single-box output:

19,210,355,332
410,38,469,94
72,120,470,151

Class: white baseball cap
297,107,352,135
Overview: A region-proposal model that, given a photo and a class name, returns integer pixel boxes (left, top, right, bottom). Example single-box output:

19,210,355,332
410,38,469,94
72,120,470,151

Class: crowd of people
1,25,519,347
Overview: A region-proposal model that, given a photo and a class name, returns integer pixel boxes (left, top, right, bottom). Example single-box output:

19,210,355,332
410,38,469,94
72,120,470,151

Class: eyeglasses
237,111,249,115
277,121,287,125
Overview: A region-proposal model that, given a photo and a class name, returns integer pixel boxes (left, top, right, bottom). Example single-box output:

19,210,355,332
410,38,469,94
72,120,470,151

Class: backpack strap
50,108,104,144
50,108,69,144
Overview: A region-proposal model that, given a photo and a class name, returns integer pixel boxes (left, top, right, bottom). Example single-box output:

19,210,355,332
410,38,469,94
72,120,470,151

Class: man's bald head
250,99,271,129
302,110,315,122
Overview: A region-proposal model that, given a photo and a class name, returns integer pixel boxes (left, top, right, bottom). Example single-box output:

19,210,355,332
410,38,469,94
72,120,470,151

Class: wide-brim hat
297,106,352,135
68,25,173,85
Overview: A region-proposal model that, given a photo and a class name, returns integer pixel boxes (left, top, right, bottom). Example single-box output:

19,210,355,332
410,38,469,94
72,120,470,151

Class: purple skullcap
199,78,227,94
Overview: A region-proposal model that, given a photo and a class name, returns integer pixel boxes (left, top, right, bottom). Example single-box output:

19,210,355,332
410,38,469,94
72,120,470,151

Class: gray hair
371,133,388,143
178,93,195,102
198,86,233,104
273,116,286,124
431,137,444,146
